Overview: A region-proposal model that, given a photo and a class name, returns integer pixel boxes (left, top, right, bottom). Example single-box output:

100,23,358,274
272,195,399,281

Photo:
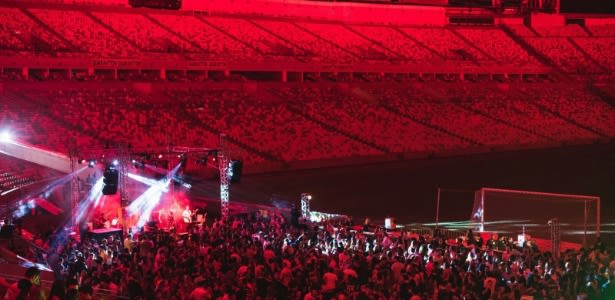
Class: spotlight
80,159,87,164
0,130,13,143
112,159,119,166
229,160,243,183
307,195,312,200
132,159,136,164
158,154,163,159
88,160,96,168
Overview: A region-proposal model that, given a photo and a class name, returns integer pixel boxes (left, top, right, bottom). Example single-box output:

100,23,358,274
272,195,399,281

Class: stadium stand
453,28,538,66
0,6,610,75
27,9,139,57
0,83,612,164
350,25,437,61
399,27,488,61
91,12,197,54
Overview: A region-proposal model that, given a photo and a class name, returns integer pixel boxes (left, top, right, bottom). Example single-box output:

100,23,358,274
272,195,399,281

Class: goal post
471,187,600,245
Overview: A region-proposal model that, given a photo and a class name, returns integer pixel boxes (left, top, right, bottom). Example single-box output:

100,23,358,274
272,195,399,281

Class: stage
87,227,123,241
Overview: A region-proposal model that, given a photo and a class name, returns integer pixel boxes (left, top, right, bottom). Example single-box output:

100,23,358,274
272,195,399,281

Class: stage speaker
0,225,15,238
102,166,119,195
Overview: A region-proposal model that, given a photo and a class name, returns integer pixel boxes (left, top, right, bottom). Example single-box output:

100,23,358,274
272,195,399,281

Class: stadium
0,0,614,298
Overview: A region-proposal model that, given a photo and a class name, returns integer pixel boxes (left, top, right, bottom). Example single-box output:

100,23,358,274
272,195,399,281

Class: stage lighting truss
218,134,230,220
72,142,229,222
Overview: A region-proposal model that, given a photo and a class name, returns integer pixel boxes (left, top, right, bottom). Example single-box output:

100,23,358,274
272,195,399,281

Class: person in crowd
47,280,65,300
37,211,612,300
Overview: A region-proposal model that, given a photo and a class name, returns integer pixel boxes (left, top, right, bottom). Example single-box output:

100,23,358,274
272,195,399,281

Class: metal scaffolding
218,134,230,220
69,155,80,231
549,218,560,258
118,146,130,228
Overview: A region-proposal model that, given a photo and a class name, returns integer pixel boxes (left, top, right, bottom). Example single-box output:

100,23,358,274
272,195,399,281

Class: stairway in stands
195,16,265,56
247,20,314,57
519,90,609,139
176,105,283,163
290,22,363,60
588,84,615,108
83,11,146,52
352,88,481,147
9,91,112,149
19,8,81,52
286,103,390,153
500,24,561,71
343,25,406,61
566,37,610,74
143,14,206,52
453,101,555,143
266,87,390,153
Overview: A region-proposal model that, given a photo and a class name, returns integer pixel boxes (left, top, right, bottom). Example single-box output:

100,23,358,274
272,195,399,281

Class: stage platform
87,228,123,241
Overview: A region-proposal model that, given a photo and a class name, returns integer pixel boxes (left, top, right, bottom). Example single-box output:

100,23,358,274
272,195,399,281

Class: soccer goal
470,187,600,245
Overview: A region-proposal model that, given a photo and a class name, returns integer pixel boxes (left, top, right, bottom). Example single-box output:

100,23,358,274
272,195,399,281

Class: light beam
126,163,182,228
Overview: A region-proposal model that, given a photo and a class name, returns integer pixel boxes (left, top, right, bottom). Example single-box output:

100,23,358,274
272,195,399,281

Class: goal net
471,188,600,245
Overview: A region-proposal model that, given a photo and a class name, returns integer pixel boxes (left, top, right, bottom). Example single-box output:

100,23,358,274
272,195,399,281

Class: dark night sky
560,0,615,14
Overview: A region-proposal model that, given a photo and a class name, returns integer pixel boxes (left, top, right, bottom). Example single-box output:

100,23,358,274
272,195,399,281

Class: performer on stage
167,210,175,230
182,206,192,224
181,205,193,232
158,208,167,228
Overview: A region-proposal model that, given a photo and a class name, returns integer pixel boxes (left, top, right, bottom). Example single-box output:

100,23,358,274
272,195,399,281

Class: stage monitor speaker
0,225,15,238
102,167,119,195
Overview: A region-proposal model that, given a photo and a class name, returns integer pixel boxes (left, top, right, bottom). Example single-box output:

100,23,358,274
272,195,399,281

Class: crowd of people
11,211,610,300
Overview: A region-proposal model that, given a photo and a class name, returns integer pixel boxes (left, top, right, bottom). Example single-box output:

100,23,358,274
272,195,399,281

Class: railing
0,271,129,299
399,224,466,241
0,56,551,75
